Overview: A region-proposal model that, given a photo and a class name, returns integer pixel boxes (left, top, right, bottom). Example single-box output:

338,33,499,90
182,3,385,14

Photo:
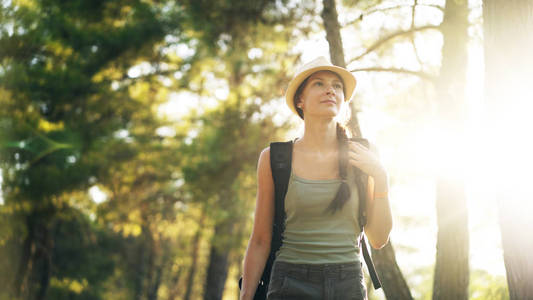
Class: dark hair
293,77,309,119
323,123,352,214
324,125,369,215
293,71,347,120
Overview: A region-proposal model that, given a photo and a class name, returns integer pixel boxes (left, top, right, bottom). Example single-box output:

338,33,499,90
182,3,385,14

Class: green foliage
1,0,497,299
1,0,306,298
470,269,509,300
47,207,120,299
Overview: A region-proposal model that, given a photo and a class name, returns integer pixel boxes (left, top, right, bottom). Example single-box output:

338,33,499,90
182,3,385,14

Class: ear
296,96,303,109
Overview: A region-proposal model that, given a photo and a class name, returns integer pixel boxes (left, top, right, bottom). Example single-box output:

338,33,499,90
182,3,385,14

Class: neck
299,116,338,152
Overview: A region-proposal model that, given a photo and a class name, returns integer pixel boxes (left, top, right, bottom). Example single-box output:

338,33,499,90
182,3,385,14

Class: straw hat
285,56,357,116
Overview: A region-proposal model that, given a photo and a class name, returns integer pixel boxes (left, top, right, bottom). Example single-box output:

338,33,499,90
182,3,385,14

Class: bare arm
240,147,275,300
347,140,392,249
364,143,393,249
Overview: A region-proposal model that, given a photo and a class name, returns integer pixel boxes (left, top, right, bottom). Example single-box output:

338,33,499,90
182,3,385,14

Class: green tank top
274,167,362,264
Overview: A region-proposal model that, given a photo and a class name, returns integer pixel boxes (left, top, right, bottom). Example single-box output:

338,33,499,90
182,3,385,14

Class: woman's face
296,70,344,119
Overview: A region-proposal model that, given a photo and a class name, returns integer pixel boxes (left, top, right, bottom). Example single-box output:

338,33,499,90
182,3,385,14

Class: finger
353,142,368,150
348,159,360,167
347,150,360,160
348,142,361,152
349,141,367,152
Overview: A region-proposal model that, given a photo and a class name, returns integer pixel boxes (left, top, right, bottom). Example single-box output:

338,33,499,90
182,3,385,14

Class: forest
1,0,532,299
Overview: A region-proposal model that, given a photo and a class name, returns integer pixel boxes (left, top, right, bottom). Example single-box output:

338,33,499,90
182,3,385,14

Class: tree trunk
483,1,533,299
432,1,470,299
203,219,233,300
320,0,412,297
371,241,413,300
36,226,52,300
167,266,183,300
433,177,469,300
321,0,364,137
203,190,236,300
184,226,203,300
14,216,35,297
134,226,151,300
13,213,53,300
147,234,163,300
321,0,345,68
145,232,156,300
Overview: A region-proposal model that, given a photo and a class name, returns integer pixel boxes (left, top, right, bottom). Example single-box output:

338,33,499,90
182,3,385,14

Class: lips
321,99,337,104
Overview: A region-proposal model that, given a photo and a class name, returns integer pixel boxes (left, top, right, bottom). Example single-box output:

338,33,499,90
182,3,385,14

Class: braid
324,123,351,214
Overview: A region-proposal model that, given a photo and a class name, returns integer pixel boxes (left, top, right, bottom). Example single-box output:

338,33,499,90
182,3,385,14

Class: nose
326,84,336,95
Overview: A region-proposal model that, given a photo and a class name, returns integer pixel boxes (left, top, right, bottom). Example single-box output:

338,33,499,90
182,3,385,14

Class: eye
314,81,323,86
334,83,343,89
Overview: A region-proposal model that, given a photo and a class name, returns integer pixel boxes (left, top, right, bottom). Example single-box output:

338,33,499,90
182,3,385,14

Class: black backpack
239,139,381,299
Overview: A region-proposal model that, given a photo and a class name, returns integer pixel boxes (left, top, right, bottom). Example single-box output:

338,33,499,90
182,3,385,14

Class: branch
348,25,439,63
349,67,435,82
343,3,444,27
410,0,424,68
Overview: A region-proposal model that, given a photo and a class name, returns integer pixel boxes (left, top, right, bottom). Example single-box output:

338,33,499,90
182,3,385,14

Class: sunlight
155,126,176,138
353,5,511,280
481,95,533,210
127,62,154,78
89,186,107,204
157,91,202,121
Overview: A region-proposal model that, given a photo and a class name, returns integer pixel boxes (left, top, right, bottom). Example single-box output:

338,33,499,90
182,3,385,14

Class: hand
347,141,386,180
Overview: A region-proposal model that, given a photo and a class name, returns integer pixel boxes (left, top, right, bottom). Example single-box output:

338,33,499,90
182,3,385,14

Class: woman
240,57,392,300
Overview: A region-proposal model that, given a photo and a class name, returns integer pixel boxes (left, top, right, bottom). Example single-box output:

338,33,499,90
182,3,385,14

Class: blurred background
1,0,532,299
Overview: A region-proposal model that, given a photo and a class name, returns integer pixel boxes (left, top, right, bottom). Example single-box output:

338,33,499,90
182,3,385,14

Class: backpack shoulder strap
239,141,293,299
350,137,382,290
269,141,293,243
255,141,293,295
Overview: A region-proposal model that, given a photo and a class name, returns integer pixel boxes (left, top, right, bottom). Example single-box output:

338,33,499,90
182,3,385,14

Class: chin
322,109,339,118
306,108,340,119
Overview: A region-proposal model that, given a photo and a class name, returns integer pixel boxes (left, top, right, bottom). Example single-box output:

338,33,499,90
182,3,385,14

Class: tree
0,0,181,298
321,0,413,298
483,0,533,299
432,0,470,299
169,2,312,299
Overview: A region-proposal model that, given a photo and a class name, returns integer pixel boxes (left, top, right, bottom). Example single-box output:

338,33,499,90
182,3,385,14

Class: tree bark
13,213,53,300
432,1,470,299
147,234,163,300
167,266,183,300
483,1,533,299
134,224,153,300
321,0,346,68
184,225,203,300
145,231,156,300
433,177,469,300
14,216,35,298
203,219,233,300
36,226,52,300
320,0,412,297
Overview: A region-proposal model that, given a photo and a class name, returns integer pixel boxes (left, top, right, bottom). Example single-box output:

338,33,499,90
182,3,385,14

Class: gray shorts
266,260,367,300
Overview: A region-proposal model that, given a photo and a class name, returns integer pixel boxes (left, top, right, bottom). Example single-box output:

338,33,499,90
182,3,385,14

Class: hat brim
285,65,357,116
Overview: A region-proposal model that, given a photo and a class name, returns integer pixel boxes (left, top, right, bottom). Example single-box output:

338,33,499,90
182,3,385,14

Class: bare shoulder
257,146,274,189
257,146,272,174
251,146,275,244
